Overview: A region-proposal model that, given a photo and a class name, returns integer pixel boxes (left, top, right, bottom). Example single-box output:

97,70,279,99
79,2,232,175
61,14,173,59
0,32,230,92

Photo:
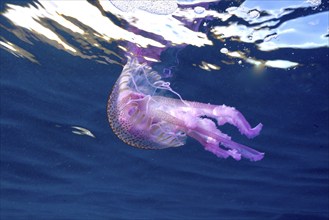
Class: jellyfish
107,57,264,161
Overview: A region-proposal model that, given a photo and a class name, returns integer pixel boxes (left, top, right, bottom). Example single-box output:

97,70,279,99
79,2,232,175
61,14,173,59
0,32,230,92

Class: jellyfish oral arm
148,96,264,161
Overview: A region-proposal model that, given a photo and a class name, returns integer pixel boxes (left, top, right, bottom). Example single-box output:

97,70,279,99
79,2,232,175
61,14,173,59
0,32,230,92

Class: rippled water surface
1,0,328,219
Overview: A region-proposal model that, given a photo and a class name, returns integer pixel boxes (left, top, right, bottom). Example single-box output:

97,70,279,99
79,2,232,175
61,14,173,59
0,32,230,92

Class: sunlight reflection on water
1,0,328,69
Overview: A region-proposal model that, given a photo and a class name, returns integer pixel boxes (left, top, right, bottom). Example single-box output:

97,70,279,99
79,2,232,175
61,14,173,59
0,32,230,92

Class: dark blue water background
1,1,328,219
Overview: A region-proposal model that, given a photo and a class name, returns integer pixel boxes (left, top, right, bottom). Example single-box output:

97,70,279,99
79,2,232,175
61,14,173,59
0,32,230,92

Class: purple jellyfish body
107,58,264,161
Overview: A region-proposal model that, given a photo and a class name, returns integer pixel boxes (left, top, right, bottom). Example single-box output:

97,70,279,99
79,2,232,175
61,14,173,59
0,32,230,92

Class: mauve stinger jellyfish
107,57,264,161
107,0,264,161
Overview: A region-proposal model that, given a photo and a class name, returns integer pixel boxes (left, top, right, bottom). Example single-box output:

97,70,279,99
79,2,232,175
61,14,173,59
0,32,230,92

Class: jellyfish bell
109,0,178,15
107,57,187,150
107,57,264,161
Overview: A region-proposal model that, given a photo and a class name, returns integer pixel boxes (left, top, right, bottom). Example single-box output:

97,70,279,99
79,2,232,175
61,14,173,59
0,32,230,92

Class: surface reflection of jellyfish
107,0,264,161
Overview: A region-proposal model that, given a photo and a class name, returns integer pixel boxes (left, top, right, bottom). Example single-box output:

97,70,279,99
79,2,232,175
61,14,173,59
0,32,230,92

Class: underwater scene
0,0,328,219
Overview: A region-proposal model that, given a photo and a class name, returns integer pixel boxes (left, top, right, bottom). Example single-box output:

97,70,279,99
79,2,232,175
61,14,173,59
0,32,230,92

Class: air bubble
194,6,205,14
220,48,229,54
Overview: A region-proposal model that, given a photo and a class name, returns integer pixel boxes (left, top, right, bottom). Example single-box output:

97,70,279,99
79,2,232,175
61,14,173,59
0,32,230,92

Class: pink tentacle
188,102,263,139
185,119,264,161
147,101,264,161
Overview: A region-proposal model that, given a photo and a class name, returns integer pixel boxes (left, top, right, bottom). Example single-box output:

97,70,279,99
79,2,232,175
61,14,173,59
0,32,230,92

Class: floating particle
72,126,95,138
220,48,229,54
194,6,205,14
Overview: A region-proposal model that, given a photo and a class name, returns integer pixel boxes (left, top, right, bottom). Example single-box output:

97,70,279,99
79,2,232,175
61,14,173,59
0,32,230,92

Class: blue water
1,1,328,219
